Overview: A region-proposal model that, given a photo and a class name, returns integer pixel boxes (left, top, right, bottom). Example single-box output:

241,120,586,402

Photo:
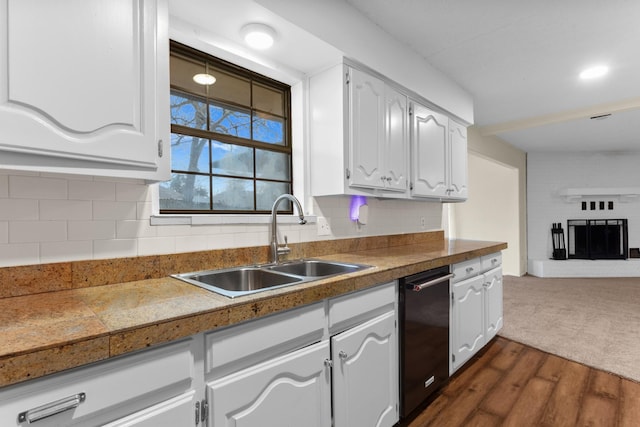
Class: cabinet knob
324,358,333,368
338,351,348,360
466,267,474,273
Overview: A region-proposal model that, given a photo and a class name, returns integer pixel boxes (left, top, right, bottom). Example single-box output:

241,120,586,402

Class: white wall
528,151,640,262
0,170,443,268
450,153,520,276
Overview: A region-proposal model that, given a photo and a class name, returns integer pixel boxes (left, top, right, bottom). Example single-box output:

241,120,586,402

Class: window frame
162,40,294,215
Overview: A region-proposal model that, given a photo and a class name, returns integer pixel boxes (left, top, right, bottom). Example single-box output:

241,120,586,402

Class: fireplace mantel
558,187,640,202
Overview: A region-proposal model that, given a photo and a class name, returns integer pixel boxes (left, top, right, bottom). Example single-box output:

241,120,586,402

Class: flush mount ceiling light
579,65,609,80
192,73,216,85
241,23,276,50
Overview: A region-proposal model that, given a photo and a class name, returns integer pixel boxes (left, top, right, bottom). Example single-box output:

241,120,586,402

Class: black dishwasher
399,265,453,419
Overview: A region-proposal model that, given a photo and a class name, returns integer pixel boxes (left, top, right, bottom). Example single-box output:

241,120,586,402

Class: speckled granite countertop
0,235,506,388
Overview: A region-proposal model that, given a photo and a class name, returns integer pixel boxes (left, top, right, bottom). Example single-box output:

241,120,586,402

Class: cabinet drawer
205,302,325,378
329,281,396,332
0,339,195,426
451,258,482,283
481,252,502,271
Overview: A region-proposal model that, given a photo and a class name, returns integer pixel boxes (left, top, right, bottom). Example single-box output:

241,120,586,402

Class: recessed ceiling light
579,65,609,80
192,73,216,85
241,23,276,50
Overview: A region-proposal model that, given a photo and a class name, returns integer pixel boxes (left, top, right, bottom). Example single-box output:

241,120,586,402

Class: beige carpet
499,274,640,382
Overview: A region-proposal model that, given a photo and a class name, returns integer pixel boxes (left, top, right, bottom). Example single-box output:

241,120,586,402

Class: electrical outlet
420,216,426,228
317,217,331,236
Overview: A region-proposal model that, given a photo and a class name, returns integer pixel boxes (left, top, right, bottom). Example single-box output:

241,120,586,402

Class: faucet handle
277,235,291,257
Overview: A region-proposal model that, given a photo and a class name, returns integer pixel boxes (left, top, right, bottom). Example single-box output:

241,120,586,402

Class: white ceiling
169,0,640,153
345,0,640,152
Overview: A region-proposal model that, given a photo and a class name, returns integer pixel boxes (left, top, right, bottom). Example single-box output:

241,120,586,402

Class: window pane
256,149,290,181
170,92,207,129
253,112,284,144
170,54,208,96
171,134,209,173
208,65,251,105
256,181,291,211
253,83,284,115
209,103,251,138
211,140,253,178
212,177,254,210
159,173,210,210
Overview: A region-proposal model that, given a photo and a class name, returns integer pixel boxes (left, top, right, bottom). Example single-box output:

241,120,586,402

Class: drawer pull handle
465,267,474,273
18,392,86,424
412,273,454,292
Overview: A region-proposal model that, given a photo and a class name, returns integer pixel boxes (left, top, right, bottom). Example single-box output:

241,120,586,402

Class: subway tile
40,200,92,221
40,241,93,263
0,175,8,198
175,235,209,253
9,176,67,199
137,237,176,256
0,222,7,243
0,243,39,267
0,199,39,221
68,221,116,241
93,201,137,220
136,201,153,220
116,220,157,239
68,180,116,201
10,221,67,243
116,183,151,202
94,239,138,259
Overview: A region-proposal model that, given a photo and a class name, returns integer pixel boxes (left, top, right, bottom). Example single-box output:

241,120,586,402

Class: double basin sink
172,259,372,298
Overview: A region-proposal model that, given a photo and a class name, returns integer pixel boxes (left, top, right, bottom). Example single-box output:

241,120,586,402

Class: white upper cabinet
410,101,468,201
309,63,408,197
448,119,468,200
348,68,386,189
0,0,170,181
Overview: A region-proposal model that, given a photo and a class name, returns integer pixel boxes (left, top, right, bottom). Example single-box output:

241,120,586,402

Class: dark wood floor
407,337,640,427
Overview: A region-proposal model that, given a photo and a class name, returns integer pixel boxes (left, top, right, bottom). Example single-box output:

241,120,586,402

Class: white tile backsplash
0,175,8,198
9,176,67,199
40,240,93,263
0,199,39,221
0,172,443,268
10,221,67,243
40,200,93,221
68,221,116,241
68,180,116,201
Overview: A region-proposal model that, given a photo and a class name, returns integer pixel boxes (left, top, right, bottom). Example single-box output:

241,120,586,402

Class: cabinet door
0,0,169,181
451,275,485,372
207,341,331,427
384,86,408,192
348,67,386,189
332,311,398,427
103,391,196,427
448,120,468,200
484,267,504,341
410,102,448,198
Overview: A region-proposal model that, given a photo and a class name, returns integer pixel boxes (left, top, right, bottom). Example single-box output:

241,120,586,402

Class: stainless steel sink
172,259,372,298
266,259,364,277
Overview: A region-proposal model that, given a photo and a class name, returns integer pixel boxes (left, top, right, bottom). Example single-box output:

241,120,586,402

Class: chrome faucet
270,194,306,264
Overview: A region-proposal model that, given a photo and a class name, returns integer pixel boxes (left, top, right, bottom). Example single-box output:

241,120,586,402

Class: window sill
150,214,317,226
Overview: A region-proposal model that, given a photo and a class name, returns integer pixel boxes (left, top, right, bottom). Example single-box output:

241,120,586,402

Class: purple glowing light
349,195,367,221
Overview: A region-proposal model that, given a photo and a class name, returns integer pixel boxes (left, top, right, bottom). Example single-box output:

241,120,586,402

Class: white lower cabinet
331,310,398,427
0,339,196,426
103,391,197,427
450,253,503,373
206,340,331,427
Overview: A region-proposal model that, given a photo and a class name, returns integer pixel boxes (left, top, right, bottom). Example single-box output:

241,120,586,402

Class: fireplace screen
567,219,628,260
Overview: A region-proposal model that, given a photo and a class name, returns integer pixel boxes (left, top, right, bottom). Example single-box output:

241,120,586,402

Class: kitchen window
160,41,292,214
